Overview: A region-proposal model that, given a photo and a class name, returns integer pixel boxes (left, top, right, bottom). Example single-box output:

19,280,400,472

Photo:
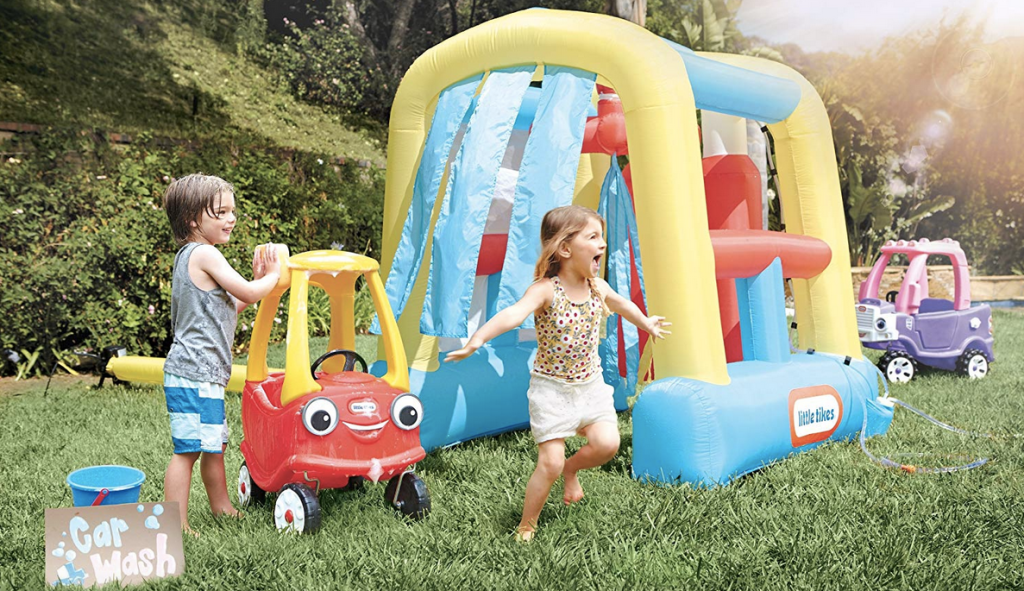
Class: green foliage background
0,129,384,372
2,0,1023,375
787,19,1024,269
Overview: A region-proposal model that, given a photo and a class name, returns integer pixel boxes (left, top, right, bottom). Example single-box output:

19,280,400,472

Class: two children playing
162,174,668,540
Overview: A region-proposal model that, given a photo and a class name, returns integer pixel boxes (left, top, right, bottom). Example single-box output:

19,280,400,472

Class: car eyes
302,395,422,434
302,397,339,436
390,395,423,431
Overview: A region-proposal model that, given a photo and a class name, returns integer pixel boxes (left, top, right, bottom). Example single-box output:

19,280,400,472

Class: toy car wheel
956,349,989,379
879,351,917,383
238,461,266,507
384,472,430,520
275,483,321,534
341,476,365,492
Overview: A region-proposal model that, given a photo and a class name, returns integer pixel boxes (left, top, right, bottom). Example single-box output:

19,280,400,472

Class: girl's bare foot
563,471,584,505
515,525,536,543
183,525,200,538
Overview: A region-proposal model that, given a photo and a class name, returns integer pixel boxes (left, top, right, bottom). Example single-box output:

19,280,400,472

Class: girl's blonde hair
163,173,235,245
533,205,606,280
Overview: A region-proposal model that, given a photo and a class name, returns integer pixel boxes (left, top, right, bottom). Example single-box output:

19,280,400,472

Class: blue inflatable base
375,347,894,487
631,354,894,487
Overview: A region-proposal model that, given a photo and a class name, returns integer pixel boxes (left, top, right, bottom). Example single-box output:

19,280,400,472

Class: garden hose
857,398,990,474
799,347,997,474
858,363,994,474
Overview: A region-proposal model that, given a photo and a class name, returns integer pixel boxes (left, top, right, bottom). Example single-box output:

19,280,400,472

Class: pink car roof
860,238,971,312
879,237,968,262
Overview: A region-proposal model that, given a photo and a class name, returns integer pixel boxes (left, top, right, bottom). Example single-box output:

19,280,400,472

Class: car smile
343,420,388,432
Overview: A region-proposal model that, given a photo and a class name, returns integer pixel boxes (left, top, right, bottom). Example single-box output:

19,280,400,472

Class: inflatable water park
107,9,898,492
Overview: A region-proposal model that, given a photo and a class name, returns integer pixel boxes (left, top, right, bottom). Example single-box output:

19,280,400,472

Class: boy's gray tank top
163,243,237,386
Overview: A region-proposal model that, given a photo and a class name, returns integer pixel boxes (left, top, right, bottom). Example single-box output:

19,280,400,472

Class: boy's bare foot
183,525,200,539
563,471,584,505
514,525,535,543
214,507,242,519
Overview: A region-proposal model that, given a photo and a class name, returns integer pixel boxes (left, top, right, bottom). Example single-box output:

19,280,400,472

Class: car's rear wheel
879,351,917,383
275,483,321,534
237,461,266,507
341,476,365,492
385,472,430,520
956,349,989,379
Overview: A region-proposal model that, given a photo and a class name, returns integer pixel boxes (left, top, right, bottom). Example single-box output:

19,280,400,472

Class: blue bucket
67,465,146,507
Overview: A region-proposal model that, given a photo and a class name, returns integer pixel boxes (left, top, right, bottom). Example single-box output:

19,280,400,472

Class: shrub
0,129,384,375
259,13,367,115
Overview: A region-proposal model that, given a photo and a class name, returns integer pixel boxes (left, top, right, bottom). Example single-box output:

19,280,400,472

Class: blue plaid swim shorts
163,373,229,454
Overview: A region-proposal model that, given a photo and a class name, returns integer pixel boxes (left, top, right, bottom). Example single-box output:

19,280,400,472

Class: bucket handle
92,488,110,506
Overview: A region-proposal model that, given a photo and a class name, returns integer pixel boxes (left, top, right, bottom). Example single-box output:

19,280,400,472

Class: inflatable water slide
370,9,893,486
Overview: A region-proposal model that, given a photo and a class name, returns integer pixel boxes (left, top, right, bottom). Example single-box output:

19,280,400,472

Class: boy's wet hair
534,205,605,280
163,174,235,245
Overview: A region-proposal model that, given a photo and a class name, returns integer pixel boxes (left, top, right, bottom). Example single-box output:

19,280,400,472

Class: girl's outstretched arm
444,280,553,362
594,278,672,340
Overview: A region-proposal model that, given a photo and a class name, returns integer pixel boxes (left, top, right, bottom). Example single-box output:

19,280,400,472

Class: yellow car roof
288,250,379,274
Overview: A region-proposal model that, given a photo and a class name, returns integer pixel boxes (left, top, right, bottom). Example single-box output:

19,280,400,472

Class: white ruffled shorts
527,372,617,444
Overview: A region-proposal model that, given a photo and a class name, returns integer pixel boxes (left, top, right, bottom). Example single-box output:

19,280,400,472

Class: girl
162,173,281,535
445,205,670,541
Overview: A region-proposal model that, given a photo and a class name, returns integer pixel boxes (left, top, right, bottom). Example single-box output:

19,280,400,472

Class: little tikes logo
789,385,843,447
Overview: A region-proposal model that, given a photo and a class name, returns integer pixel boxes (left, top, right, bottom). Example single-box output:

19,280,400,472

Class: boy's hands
643,315,672,339
252,247,265,279
253,243,280,280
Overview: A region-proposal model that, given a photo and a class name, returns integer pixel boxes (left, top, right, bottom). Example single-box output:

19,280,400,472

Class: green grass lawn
3,311,1024,589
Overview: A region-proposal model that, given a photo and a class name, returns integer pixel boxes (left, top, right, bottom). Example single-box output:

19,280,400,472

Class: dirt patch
0,373,99,397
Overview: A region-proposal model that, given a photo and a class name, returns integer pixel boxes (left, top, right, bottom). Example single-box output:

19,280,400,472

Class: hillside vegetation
0,0,387,374
0,0,383,163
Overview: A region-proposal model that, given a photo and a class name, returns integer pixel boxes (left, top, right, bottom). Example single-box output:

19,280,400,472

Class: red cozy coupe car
237,248,429,533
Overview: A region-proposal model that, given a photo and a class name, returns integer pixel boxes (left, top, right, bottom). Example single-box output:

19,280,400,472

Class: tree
647,0,781,60
605,0,646,27
329,0,603,119
803,15,1024,272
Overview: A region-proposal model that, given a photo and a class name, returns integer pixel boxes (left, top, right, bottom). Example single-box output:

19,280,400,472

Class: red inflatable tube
710,229,831,280
582,85,628,155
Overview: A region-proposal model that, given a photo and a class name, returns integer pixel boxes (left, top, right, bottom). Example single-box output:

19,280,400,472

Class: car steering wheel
310,349,368,379
885,290,898,303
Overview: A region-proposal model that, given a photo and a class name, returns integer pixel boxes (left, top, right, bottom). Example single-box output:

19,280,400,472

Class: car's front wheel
879,350,917,383
275,483,321,534
956,349,989,379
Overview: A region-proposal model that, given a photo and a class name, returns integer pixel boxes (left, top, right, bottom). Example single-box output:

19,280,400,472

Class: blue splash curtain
421,66,535,337
495,66,597,328
371,74,482,334
598,157,647,393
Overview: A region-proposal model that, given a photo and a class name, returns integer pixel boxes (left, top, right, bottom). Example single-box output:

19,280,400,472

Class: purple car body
856,238,994,382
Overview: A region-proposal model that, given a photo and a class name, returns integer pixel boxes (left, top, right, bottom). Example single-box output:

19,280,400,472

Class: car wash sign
44,502,184,587
789,385,844,447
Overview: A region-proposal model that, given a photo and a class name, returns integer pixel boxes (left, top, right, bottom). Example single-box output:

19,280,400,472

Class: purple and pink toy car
855,238,994,383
